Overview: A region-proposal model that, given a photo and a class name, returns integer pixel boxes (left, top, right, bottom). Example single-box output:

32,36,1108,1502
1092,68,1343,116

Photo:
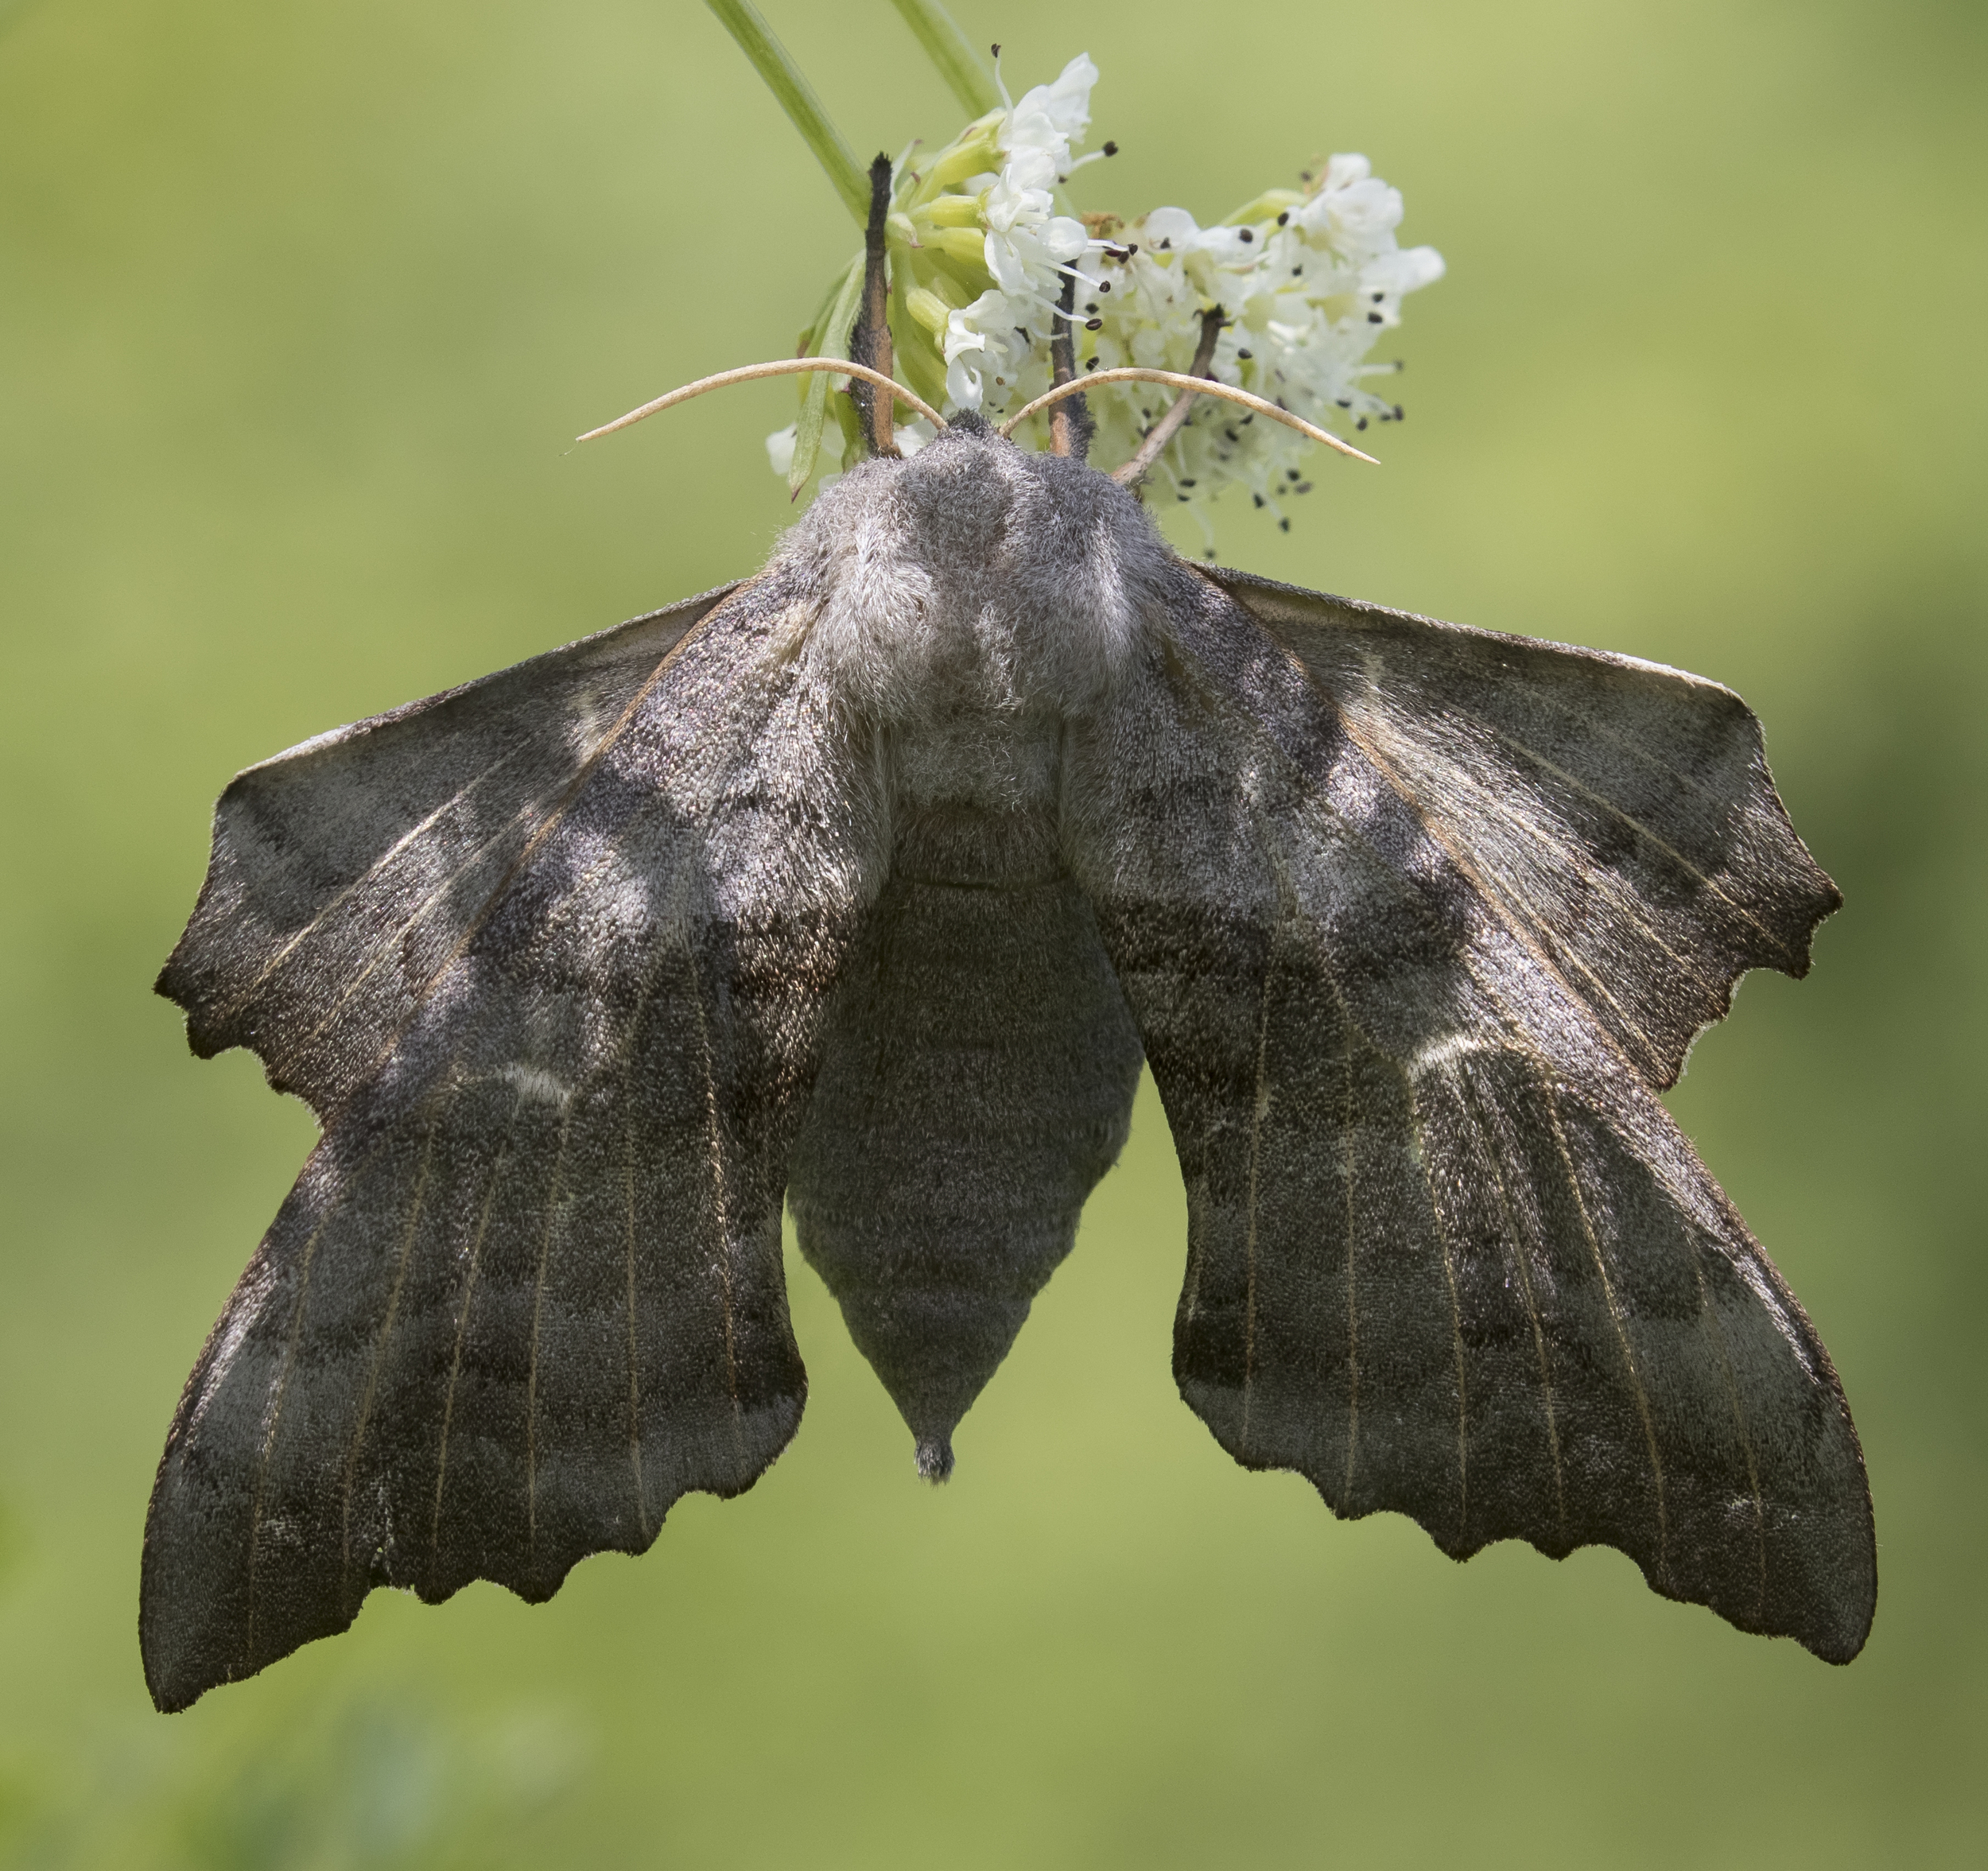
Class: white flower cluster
769,54,1442,534
939,54,1098,410
1080,156,1444,534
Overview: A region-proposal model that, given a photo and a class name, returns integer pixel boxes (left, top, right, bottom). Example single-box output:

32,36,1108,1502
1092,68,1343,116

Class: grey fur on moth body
145,411,1874,1712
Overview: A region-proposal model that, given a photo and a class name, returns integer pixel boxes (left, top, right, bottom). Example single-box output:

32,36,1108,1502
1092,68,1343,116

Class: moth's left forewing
1064,562,1873,1663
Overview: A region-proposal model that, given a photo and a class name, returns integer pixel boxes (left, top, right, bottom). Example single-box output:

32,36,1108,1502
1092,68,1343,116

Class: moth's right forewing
1065,564,1873,1663
1202,565,1840,1093
144,573,891,1712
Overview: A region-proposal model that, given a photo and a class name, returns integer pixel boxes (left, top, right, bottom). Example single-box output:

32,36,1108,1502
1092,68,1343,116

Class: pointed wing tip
1782,871,1845,981
153,947,196,1016
153,940,240,1062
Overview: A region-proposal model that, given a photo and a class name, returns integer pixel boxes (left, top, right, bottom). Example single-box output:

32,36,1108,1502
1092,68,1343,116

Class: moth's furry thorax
779,417,1172,725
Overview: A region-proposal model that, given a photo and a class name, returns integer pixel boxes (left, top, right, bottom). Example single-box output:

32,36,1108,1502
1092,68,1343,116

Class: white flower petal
1043,216,1089,262
1362,244,1446,293
1142,206,1202,248
945,355,986,408
1038,52,1097,138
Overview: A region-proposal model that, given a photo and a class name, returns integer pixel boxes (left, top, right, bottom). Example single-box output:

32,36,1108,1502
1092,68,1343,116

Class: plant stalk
886,0,1000,116
704,0,869,223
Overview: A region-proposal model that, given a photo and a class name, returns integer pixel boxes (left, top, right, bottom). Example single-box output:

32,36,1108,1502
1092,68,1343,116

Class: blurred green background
2,0,1982,1863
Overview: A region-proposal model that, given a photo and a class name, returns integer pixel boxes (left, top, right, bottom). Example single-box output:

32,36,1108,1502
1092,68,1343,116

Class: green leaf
790,253,865,498
887,0,1001,117
705,0,870,224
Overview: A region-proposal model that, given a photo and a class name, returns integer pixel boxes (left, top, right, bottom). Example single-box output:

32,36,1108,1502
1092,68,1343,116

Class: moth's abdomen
786,805,1142,1477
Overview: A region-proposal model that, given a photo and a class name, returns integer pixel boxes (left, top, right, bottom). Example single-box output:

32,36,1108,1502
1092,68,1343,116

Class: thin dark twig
848,153,898,456
1112,308,1225,487
1048,269,1093,463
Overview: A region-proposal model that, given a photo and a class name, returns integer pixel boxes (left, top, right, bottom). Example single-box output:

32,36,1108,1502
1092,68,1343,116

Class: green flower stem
704,0,869,224
887,0,1000,117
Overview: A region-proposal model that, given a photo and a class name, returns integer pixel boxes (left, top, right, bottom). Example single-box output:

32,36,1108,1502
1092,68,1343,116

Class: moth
142,192,1875,1712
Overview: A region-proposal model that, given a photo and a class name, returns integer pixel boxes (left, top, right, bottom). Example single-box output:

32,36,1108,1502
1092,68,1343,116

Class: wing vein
1481,722,1796,965
1241,935,1275,1453
619,922,685,1542
208,743,531,1023
430,1085,526,1579
1691,1236,1769,1617
1333,711,1675,1085
1543,1080,1671,1584
338,1102,443,1604
1411,1067,1470,1540
687,934,744,1438
243,1133,391,1657
1463,1067,1568,1542
526,1106,575,1564
294,581,755,1109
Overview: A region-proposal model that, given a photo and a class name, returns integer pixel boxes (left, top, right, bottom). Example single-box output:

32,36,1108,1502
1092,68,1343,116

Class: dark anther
1085,303,1099,314
1277,211,1290,225
991,41,1000,56
1177,493,1190,503
1373,291,1384,302
1098,280,1111,292
1224,428,1239,442
1239,228,1255,243
1085,357,1101,371
1292,266,1303,276
1356,416,1369,429
1103,140,1119,156
1286,468,1300,480
1368,311,1383,324
1299,169,1312,181
1085,317,1103,331
1279,517,1291,532
1180,478,1197,487
1295,481,1312,493
1237,347,1252,360
1393,405,1404,420
1204,549,1217,559
1253,494,1266,509
1158,238,1172,250
1337,398,1351,408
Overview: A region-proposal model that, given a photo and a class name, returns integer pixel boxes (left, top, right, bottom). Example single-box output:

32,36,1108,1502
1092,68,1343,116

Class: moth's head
776,411,1174,721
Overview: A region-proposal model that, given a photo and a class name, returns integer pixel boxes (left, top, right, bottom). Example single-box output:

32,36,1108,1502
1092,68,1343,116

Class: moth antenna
576,359,945,444
1001,370,1380,466
1112,306,1225,487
